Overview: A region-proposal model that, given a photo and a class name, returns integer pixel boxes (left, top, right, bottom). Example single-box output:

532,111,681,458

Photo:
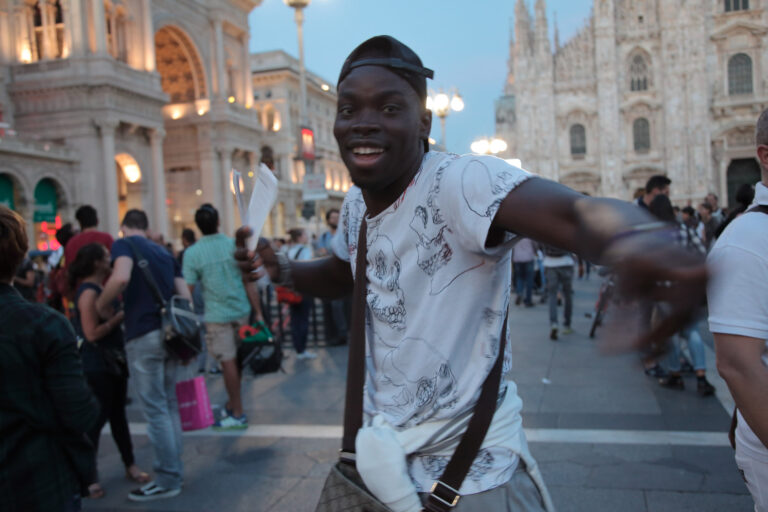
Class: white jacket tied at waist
355,382,555,512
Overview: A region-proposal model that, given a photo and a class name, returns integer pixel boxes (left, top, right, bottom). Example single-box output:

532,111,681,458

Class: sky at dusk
248,0,594,155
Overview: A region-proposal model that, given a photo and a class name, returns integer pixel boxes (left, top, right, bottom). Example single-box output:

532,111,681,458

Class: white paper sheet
233,164,278,251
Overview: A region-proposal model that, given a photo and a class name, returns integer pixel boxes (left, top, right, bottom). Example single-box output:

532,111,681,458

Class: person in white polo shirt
708,107,768,511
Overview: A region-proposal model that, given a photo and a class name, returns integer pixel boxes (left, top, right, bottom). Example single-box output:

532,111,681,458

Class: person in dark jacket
0,205,99,512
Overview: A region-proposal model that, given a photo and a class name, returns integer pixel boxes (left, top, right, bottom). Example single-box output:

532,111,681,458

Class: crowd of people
0,198,347,509
1,33,766,512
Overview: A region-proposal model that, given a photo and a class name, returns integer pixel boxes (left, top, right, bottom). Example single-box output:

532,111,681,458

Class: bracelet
608,221,673,245
273,252,294,288
601,221,677,264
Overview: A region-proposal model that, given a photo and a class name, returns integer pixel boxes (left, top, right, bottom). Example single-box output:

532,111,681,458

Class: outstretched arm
493,177,707,348
235,228,353,300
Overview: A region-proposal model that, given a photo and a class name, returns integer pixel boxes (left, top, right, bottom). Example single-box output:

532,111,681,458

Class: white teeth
352,147,384,155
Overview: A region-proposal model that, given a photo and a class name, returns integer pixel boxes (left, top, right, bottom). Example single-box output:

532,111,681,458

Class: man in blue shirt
97,209,191,502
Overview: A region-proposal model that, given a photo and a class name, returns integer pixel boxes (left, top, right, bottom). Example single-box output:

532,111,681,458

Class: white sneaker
297,350,317,360
128,481,181,502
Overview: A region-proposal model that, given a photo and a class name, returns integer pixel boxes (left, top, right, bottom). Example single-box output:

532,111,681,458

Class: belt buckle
429,480,460,508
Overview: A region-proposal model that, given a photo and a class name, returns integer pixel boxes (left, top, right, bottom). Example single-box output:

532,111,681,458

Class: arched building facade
497,0,768,206
0,0,264,242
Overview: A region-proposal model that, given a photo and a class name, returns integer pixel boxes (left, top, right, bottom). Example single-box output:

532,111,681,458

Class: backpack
236,321,283,374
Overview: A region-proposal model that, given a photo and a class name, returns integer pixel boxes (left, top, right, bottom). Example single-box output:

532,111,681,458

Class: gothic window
725,0,749,12
629,54,649,92
633,118,651,152
728,53,753,95
570,124,587,156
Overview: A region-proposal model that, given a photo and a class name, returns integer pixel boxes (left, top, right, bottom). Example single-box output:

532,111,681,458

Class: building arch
0,171,30,216
114,152,144,223
559,170,601,196
154,25,208,103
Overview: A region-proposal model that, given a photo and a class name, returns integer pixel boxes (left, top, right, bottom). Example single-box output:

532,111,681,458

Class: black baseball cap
337,35,434,104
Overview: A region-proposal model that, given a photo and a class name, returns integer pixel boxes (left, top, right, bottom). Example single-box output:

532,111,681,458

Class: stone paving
84,277,753,512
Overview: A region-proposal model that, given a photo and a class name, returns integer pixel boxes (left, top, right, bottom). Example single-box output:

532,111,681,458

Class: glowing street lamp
471,137,508,156
427,89,463,148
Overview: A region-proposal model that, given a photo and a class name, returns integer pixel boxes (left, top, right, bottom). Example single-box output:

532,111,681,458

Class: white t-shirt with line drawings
331,151,532,494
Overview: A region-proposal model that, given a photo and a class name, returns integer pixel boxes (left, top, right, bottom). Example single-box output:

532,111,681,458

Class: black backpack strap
123,237,167,309
748,205,768,215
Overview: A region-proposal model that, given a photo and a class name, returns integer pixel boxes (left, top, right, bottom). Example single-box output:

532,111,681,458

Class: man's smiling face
334,65,431,199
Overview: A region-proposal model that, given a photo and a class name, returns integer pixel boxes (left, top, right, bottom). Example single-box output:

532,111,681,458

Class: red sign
301,127,315,161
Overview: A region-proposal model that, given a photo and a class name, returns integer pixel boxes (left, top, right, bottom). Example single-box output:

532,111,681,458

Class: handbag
124,238,202,361
176,376,214,431
237,321,284,375
276,246,308,304
315,217,508,512
275,285,304,305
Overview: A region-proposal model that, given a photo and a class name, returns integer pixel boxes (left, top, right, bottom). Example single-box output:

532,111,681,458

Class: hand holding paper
233,164,278,251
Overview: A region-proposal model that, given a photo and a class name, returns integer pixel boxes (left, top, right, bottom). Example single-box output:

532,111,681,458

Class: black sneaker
659,375,685,390
697,378,715,397
128,482,181,502
644,364,667,378
550,324,558,341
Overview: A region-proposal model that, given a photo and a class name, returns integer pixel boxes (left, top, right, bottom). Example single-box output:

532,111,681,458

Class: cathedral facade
496,0,768,207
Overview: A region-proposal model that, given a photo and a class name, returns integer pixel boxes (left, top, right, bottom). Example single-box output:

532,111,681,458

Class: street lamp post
284,0,311,126
427,89,464,149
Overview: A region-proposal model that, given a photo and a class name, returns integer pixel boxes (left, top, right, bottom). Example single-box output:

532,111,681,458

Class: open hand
600,232,708,354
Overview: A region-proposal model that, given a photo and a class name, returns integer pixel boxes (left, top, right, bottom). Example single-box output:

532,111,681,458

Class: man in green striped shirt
182,204,263,430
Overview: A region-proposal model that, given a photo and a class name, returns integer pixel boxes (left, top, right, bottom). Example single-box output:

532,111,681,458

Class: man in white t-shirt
708,108,768,512
236,36,707,512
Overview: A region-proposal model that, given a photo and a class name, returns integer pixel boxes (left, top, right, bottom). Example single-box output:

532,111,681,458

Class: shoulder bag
124,238,202,361
315,217,508,512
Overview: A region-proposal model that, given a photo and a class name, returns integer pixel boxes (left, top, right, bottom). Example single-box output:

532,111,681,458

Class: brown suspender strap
341,217,368,458
339,214,509,512
424,317,507,512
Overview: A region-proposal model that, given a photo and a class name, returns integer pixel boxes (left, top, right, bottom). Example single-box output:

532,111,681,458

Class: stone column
213,18,226,98
242,31,253,107
0,9,11,63
40,0,57,59
98,120,120,236
62,0,82,57
141,0,155,70
149,128,169,235
219,148,235,235
15,4,33,62
91,0,108,55
199,149,220,209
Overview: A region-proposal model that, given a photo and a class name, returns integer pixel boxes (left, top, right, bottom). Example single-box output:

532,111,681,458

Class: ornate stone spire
514,0,531,55
534,0,551,57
